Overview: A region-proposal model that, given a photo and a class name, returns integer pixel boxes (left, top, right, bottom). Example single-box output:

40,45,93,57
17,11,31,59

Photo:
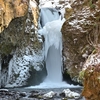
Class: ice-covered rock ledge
0,0,45,87
5,46,44,87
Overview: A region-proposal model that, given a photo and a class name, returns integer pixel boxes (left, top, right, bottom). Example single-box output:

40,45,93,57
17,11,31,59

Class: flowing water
28,8,80,89
46,45,62,82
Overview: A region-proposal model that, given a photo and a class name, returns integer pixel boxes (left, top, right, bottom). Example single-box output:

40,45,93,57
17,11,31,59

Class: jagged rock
62,0,100,83
20,92,27,97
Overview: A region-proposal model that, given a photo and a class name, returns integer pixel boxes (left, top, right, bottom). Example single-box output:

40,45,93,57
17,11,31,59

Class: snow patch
39,0,72,8
62,89,80,98
83,54,100,70
43,91,56,98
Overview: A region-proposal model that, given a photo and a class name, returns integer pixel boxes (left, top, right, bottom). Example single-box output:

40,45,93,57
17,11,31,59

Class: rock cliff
0,0,45,87
62,0,100,83
0,0,29,33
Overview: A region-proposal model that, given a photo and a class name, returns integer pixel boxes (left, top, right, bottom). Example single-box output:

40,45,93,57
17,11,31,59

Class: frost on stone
83,54,100,71
62,89,80,98
39,0,72,8
6,46,44,87
68,7,95,33
43,91,56,98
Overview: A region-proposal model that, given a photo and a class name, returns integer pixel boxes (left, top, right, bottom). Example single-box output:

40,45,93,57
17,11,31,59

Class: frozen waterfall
39,8,63,83
28,8,78,88
40,8,61,27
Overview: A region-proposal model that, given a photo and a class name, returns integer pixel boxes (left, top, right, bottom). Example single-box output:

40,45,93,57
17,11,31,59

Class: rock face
80,21,100,99
62,0,100,83
0,0,45,87
81,53,100,100
0,0,29,33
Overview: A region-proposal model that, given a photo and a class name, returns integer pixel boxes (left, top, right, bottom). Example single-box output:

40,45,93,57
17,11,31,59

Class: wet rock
20,92,27,97
0,90,21,100
0,0,29,33
60,92,65,97
62,98,68,100
29,91,44,99
29,91,40,98
30,90,39,93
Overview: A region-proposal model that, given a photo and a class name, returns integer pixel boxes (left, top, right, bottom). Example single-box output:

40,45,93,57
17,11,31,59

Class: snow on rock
39,0,72,18
83,53,100,70
62,0,100,84
0,89,9,92
6,46,44,87
68,7,94,32
62,89,80,98
39,0,72,8
43,91,56,98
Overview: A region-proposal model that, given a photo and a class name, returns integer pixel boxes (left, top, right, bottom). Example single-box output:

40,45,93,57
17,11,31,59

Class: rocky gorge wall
0,0,29,33
0,0,46,87
62,0,100,83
